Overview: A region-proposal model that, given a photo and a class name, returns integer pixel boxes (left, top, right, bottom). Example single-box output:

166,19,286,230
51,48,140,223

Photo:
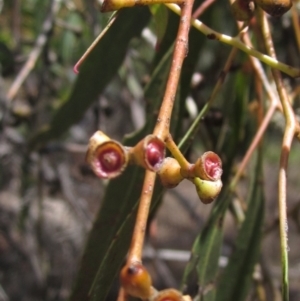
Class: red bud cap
86,131,129,179
146,137,165,170
194,151,222,181
120,262,152,299
130,135,165,172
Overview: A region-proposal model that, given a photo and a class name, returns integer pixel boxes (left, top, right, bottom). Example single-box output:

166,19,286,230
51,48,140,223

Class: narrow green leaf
181,70,251,299
149,5,168,49
215,150,264,301
29,7,151,149
180,190,227,300
61,12,82,64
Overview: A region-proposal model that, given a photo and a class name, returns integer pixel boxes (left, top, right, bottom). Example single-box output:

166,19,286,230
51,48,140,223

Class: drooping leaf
181,70,252,300
29,7,151,150
149,4,168,50
61,12,82,65
215,149,264,301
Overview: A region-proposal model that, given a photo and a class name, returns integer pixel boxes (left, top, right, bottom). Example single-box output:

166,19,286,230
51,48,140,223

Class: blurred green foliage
1,1,300,301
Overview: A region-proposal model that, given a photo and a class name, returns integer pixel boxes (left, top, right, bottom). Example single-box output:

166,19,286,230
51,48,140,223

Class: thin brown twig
258,8,297,301
229,31,280,190
242,33,281,110
6,0,59,101
166,3,300,78
127,170,156,263
153,0,195,140
192,0,215,19
73,12,119,74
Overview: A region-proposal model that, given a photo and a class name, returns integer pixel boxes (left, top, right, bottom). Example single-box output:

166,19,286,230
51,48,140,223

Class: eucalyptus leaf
29,7,151,150
215,149,264,301
181,70,251,300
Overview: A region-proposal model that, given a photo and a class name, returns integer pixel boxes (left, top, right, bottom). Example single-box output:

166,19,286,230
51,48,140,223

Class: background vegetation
0,0,300,301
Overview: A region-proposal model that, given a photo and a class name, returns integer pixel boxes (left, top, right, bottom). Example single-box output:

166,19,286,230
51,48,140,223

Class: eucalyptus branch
192,0,215,18
242,33,281,111
154,0,195,139
258,8,297,301
229,31,281,189
165,3,300,78
126,0,195,266
127,171,156,263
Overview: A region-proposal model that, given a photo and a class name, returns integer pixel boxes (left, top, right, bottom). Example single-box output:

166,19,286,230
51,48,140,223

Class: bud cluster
158,151,223,204
86,131,223,204
86,131,166,179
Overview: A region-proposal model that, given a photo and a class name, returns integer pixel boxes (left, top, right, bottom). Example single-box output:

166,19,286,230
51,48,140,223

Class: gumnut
193,178,223,204
129,135,165,172
193,151,222,181
229,0,255,21
120,262,152,299
86,131,129,179
157,157,184,188
150,288,184,301
254,0,292,17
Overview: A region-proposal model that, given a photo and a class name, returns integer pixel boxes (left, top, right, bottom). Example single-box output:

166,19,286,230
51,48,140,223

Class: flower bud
120,262,152,299
230,0,255,21
157,157,184,188
151,289,184,301
254,0,292,17
193,151,222,181
130,135,165,172
193,178,222,204
86,131,129,179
